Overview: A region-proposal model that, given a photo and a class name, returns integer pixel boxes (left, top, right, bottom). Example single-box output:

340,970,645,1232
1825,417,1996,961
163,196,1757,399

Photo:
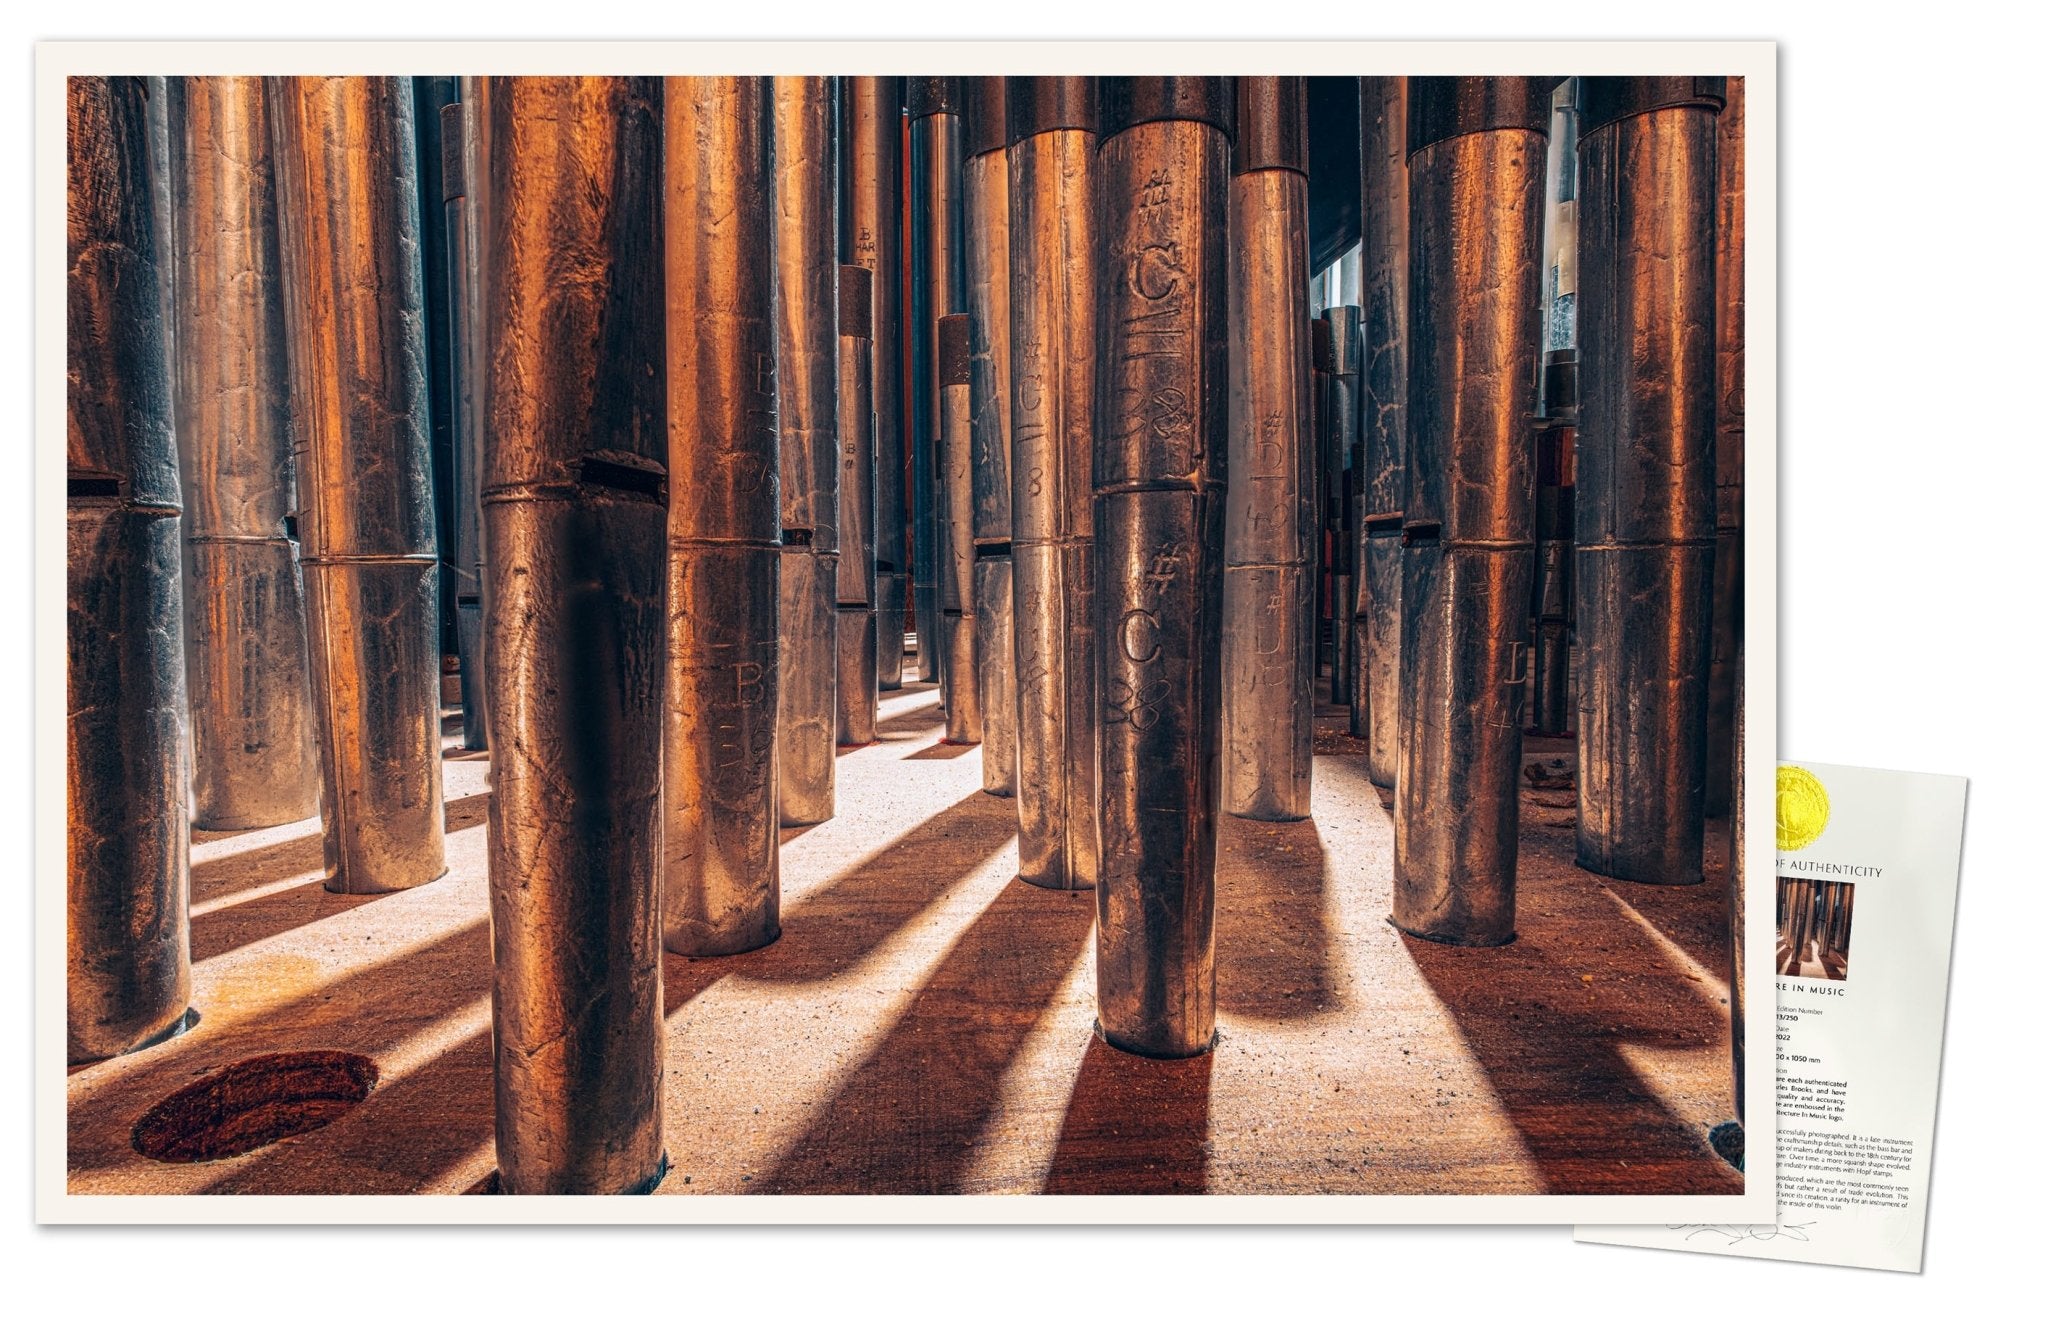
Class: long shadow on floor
1402,870,1743,1196
752,878,1096,1193
68,920,494,1174
188,794,492,963
663,789,1016,1013
1214,814,1340,1019
1041,1036,1213,1194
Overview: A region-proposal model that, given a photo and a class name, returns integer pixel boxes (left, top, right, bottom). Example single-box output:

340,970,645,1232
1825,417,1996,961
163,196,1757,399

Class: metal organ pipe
1221,75,1315,823
268,75,448,896
1573,77,1724,887
1389,77,1548,948
166,76,320,831
662,76,783,957
1007,76,1101,891
836,262,880,747
773,75,842,826
477,76,669,1196
1356,75,1408,792
965,76,1015,791
67,75,193,1062
1092,76,1231,1059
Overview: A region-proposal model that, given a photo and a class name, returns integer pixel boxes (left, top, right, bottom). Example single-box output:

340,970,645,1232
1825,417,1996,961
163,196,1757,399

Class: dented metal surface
1222,76,1314,823
1007,76,1100,889
1092,77,1231,1059
663,76,782,956
67,75,193,1063
773,76,841,826
841,77,908,692
268,75,447,896
1391,76,1547,948
1357,76,1408,791
476,76,668,1196
1574,77,1723,887
165,76,320,831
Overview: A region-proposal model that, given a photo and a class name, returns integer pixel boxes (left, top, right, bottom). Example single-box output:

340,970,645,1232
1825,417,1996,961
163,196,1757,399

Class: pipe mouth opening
130,1050,378,1163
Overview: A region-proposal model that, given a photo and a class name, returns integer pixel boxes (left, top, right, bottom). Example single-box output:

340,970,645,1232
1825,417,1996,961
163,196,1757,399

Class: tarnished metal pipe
412,77,460,668
773,76,841,826
1573,77,1724,887
1093,76,1231,1059
910,77,964,693
165,76,319,831
1390,77,1548,947
965,77,1015,793
1706,77,1746,818
1310,317,1333,689
841,77,908,691
663,76,782,956
1007,76,1100,890
452,77,487,744
67,75,192,1062
842,82,907,696
478,76,668,1196
269,76,447,895
1222,76,1313,823
1324,304,1360,710
836,263,879,746
1729,638,1746,1130
1357,76,1408,790
936,314,982,743
446,92,488,752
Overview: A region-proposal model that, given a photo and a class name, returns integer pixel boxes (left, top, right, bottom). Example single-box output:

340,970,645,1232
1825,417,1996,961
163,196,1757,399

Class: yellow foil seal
1776,765,1830,851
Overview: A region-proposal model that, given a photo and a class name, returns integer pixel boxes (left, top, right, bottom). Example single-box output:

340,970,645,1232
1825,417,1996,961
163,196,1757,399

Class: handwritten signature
1670,1222,1817,1248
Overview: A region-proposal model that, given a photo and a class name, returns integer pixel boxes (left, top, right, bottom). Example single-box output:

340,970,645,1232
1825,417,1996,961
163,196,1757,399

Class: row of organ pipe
66,72,1747,1187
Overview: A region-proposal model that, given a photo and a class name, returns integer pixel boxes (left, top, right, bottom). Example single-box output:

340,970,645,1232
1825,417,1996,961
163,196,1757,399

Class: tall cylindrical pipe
1093,76,1231,1059
836,263,879,746
1729,640,1746,1128
269,76,447,895
479,76,668,1196
1221,76,1314,823
458,77,493,753
773,76,841,826
663,76,782,957
1705,77,1745,819
1357,76,1408,791
446,92,488,752
1573,77,1724,887
841,77,909,692
1007,76,1100,890
910,77,964,694
1324,304,1360,710
67,75,193,1062
1390,77,1548,948
965,77,1015,793
937,314,982,743
166,76,320,831
412,77,460,668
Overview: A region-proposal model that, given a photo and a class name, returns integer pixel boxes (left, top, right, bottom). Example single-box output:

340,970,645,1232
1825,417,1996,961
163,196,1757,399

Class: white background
7,3,2040,1312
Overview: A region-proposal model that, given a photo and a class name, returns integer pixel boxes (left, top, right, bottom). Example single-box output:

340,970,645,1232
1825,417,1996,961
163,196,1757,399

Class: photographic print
42,41,1775,1222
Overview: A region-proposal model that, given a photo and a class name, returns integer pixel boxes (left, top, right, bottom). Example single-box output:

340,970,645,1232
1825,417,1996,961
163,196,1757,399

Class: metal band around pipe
67,75,193,1063
478,75,668,1196
268,75,447,896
